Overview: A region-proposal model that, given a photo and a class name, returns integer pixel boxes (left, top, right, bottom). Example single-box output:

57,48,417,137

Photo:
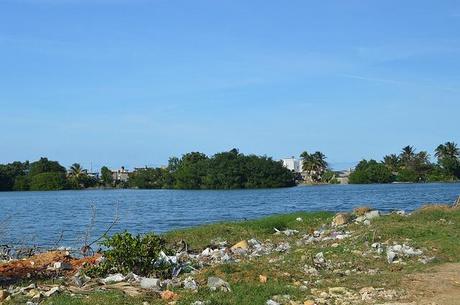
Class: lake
1,183,459,249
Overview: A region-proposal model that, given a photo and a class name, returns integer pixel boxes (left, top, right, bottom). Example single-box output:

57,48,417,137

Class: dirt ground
0,251,101,282
403,263,460,305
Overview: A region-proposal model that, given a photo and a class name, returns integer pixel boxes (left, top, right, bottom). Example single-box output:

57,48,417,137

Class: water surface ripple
1,183,459,248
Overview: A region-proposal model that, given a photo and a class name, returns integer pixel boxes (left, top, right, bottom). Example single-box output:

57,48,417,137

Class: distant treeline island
0,142,459,192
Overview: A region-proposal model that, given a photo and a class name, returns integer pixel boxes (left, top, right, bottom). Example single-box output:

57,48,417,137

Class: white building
281,157,303,173
112,166,130,182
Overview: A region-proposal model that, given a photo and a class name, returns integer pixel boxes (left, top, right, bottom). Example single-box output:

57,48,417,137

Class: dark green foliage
349,159,394,184
0,161,29,191
89,232,172,277
29,172,67,191
100,166,114,186
13,175,31,191
29,157,66,177
129,167,173,189
129,149,296,190
173,152,209,189
242,154,296,188
351,142,460,184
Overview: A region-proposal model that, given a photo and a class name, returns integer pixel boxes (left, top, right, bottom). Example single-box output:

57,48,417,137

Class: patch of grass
40,291,154,305
164,211,333,249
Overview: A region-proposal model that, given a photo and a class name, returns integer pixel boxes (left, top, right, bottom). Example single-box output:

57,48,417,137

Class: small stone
101,273,125,284
183,277,198,290
332,213,350,226
313,252,326,267
266,300,280,305
231,240,249,250
387,250,397,263
207,276,231,292
296,217,303,222
140,277,161,289
259,275,268,283
53,261,73,270
0,289,10,301
44,287,60,298
304,301,315,305
160,290,177,300
364,210,380,220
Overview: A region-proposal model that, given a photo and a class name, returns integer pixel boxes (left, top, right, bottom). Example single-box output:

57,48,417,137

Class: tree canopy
350,142,460,184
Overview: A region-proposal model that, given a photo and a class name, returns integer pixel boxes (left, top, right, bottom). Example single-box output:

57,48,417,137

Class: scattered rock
259,275,268,283
160,290,177,300
231,240,249,250
207,276,231,292
313,252,327,268
387,251,397,263
275,242,291,252
365,210,380,220
52,261,72,270
332,213,350,226
183,277,198,290
354,206,372,216
101,273,125,284
140,277,161,289
43,287,60,298
266,300,280,305
296,217,303,222
0,289,10,301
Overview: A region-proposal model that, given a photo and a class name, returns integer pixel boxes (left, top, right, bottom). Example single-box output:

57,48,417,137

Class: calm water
1,183,459,248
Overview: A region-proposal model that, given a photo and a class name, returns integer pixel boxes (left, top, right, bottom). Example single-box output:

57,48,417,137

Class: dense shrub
349,159,394,184
29,172,67,191
90,232,173,277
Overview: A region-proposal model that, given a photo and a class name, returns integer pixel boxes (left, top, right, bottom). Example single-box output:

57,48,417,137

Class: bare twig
88,204,120,247
79,203,120,256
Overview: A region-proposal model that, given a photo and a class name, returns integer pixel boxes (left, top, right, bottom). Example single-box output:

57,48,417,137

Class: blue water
1,183,459,248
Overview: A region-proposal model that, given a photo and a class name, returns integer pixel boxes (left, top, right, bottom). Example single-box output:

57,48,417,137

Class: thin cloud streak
339,73,460,93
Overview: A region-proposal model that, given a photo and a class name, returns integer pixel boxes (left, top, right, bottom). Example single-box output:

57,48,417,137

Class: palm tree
69,163,85,178
400,145,416,166
68,163,88,188
300,151,328,182
435,142,460,160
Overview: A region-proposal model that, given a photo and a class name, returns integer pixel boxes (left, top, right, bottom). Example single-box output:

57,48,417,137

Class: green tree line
0,149,296,191
129,149,296,189
349,142,460,184
0,158,99,191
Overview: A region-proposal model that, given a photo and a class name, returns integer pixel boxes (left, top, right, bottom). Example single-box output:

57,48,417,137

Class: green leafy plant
89,232,173,277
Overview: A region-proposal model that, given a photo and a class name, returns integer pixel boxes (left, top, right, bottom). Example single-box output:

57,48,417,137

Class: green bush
349,159,394,184
29,172,67,191
90,232,173,277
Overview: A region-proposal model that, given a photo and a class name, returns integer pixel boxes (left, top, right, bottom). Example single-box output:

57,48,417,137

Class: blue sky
1,0,459,170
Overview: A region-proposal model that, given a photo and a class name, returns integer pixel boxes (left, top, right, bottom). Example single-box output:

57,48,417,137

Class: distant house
86,172,100,180
112,166,130,182
281,157,303,173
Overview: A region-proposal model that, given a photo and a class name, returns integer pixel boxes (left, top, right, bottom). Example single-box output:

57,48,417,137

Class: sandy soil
403,263,460,305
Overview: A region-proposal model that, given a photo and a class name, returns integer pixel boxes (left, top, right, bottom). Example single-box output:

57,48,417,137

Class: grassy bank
5,207,460,305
